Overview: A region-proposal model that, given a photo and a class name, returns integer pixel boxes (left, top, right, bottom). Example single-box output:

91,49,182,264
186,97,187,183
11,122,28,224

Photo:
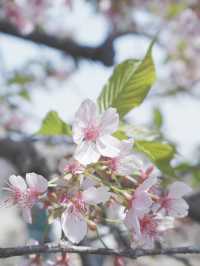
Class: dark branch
0,20,158,66
0,242,200,259
0,20,115,66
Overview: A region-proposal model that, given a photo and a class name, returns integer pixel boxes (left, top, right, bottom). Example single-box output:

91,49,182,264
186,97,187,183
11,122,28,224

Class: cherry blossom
124,175,157,243
132,214,160,248
61,184,111,243
64,159,84,175
0,98,193,250
72,99,120,165
106,140,142,176
2,173,48,223
3,1,34,34
131,175,157,215
3,0,49,34
157,181,192,217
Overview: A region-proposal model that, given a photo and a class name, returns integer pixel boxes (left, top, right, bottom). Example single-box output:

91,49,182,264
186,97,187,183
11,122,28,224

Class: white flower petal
22,207,32,223
74,99,97,126
9,175,27,192
168,181,192,199
158,216,174,231
52,219,62,241
124,208,134,229
96,135,120,158
80,176,98,190
26,173,48,193
100,108,119,135
137,175,157,192
134,191,152,215
119,141,133,156
82,186,110,204
168,198,189,218
72,123,84,144
61,208,87,244
118,154,142,176
75,141,100,165
124,209,141,238
117,164,133,176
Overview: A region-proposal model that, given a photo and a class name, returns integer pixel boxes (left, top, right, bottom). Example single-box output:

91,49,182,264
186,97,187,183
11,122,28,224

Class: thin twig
0,242,200,259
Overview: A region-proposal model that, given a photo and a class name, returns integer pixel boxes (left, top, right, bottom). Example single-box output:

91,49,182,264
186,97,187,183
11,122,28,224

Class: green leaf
113,130,128,140
153,108,163,129
192,170,200,186
98,43,156,117
19,89,31,101
134,140,175,176
8,73,33,86
166,3,186,19
37,111,72,136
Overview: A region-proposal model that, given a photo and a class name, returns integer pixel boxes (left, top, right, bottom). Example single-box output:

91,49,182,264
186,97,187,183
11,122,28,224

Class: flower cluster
2,0,71,34
1,99,192,252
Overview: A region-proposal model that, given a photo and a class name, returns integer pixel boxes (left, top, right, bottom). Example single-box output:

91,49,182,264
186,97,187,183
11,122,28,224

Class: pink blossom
2,173,48,223
132,214,174,248
124,175,157,240
64,159,84,175
114,256,125,266
133,214,160,248
157,181,192,218
61,185,110,243
4,1,34,34
132,175,157,215
106,140,142,176
72,99,120,165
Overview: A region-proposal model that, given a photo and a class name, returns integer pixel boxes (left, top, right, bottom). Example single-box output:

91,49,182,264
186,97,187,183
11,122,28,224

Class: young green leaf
134,140,175,176
19,89,31,101
113,130,128,140
7,73,33,86
153,108,163,129
37,111,72,136
98,43,156,117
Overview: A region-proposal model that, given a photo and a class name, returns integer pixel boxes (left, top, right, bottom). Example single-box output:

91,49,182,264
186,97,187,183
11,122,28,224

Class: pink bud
114,256,125,266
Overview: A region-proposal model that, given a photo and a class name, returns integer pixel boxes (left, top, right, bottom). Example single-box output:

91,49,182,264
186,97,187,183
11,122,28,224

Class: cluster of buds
1,99,192,253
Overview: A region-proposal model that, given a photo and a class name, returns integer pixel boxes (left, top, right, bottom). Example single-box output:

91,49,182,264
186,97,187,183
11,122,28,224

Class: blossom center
84,125,100,141
160,196,172,211
11,187,22,203
72,193,87,213
19,189,38,208
140,215,157,237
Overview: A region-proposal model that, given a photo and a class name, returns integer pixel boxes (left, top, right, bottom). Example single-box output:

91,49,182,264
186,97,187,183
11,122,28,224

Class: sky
0,0,199,161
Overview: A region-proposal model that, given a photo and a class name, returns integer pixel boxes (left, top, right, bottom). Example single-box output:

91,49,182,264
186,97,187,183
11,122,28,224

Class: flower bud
88,220,97,230
114,256,125,266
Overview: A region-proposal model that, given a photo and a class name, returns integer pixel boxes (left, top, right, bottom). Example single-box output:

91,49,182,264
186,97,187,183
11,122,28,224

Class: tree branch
0,242,200,259
0,20,115,66
0,20,158,66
